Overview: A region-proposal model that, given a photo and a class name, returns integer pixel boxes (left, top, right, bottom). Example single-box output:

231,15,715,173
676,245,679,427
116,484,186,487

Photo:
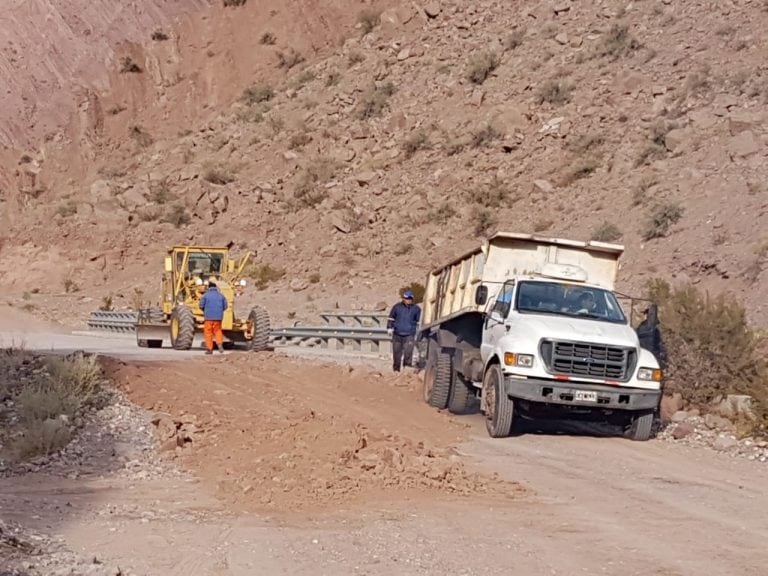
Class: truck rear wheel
423,342,452,409
448,373,474,414
483,364,514,438
247,306,271,352
170,305,195,350
625,410,654,441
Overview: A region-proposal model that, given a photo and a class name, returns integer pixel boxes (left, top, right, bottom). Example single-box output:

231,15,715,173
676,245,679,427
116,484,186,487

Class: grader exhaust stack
135,245,271,351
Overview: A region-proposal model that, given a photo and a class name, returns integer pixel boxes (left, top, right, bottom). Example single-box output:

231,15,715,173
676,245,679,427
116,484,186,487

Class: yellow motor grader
135,245,271,351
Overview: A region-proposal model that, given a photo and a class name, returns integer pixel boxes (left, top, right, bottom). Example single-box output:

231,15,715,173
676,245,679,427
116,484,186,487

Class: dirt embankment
104,354,522,514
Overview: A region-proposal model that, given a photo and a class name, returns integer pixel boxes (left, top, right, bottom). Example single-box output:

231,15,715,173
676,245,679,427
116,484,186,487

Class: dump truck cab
418,233,662,441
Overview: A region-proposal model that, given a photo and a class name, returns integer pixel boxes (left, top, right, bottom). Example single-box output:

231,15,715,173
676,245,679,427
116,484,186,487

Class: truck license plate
575,390,598,402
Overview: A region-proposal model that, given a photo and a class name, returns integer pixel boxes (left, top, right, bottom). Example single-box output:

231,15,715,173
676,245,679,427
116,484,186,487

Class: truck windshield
515,281,627,324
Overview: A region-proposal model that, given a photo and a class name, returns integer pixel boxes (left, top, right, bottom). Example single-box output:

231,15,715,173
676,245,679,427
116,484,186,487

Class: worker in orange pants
200,281,228,354
203,319,224,354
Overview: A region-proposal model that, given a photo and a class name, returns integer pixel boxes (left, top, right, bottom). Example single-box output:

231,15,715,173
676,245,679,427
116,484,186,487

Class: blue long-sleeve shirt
387,302,421,336
199,286,228,321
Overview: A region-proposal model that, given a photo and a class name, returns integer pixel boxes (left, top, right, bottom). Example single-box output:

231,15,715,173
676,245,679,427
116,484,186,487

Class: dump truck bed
421,232,624,328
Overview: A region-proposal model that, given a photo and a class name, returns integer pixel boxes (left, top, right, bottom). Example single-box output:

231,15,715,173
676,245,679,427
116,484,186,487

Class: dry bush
632,176,659,206
533,218,554,232
643,202,684,240
325,70,342,87
148,179,175,204
648,279,768,431
241,83,274,105
358,10,380,35
504,28,525,51
568,133,605,154
260,31,276,45
63,278,79,294
129,125,152,148
12,353,103,459
151,29,169,41
99,295,113,312
560,157,600,185
294,158,339,207
473,207,496,236
277,48,305,70
591,221,623,242
289,131,312,150
356,81,396,119
308,273,321,284
119,56,142,73
56,201,78,218
536,78,572,105
223,0,247,6
468,177,511,208
402,131,430,159
683,66,711,97
347,51,366,67
428,203,457,223
595,24,641,60
399,282,426,304
162,204,192,228
203,167,236,185
742,241,768,284
471,124,502,148
245,263,286,289
467,51,501,85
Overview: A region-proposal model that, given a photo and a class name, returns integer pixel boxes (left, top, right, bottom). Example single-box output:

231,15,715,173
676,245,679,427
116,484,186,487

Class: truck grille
540,340,635,382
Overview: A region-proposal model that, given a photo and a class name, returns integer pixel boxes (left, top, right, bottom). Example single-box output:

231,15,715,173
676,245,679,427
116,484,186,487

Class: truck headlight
638,367,662,382
504,353,534,367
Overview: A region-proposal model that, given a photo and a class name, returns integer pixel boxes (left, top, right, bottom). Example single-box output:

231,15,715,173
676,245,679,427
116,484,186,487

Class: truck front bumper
504,376,660,411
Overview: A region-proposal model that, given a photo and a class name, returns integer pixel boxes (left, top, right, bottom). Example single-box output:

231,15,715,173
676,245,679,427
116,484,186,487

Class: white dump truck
418,232,662,441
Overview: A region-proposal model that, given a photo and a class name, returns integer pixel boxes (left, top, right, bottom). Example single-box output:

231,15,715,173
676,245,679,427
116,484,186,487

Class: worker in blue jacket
387,290,421,372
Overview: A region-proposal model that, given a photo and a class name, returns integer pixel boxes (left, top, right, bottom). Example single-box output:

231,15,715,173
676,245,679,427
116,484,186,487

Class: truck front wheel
625,410,654,441
483,364,514,438
422,341,452,409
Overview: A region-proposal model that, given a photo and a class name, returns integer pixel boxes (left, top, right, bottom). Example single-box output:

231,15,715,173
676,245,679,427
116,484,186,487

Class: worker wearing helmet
387,290,421,372
200,281,228,354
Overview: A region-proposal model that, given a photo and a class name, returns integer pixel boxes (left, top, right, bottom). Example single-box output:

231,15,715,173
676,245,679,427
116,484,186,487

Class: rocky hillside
2,0,768,326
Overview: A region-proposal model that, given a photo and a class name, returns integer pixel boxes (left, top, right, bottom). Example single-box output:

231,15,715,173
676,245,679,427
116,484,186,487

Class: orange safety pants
204,320,224,351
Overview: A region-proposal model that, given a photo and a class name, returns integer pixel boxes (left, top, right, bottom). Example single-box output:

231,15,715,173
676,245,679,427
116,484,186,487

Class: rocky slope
1,0,767,326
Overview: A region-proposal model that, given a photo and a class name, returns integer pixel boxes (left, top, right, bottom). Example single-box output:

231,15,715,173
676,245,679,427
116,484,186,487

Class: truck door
480,281,515,363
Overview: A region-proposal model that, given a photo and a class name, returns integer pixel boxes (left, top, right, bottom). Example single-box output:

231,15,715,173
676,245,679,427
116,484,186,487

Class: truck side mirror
164,256,173,273
475,285,488,306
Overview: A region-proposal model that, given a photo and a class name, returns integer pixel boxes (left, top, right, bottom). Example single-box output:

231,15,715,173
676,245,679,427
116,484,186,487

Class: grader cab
135,245,271,351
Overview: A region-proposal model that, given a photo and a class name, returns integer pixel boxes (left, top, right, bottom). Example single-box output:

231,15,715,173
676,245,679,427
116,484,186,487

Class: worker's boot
217,343,224,354
205,349,213,355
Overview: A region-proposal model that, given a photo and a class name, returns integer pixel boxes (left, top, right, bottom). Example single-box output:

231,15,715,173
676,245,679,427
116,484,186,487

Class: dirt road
1,322,767,575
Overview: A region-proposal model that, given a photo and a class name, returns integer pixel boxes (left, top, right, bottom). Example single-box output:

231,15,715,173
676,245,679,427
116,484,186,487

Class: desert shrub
12,353,103,458
294,159,339,207
99,295,113,312
471,124,502,148
289,131,312,149
162,204,192,228
428,203,457,223
63,278,79,294
276,48,305,70
632,176,659,206
533,218,554,232
56,201,78,218
561,157,600,185
223,0,247,6
399,282,426,304
402,131,430,159
241,83,274,105
536,78,572,105
504,29,525,51
467,51,501,85
358,10,380,35
308,273,321,284
325,70,342,86
129,125,152,148
119,56,142,73
148,180,175,204
347,51,366,67
151,30,169,41
591,221,623,242
467,177,511,208
203,167,236,185
473,207,496,236
648,279,768,430
643,202,684,240
357,81,396,119
245,263,286,289
260,32,276,45
595,24,641,60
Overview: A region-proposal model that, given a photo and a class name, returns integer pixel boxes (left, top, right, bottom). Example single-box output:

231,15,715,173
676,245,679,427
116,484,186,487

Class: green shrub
648,280,768,430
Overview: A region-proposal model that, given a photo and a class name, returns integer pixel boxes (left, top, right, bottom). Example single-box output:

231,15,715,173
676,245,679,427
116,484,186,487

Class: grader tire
170,306,195,350
247,306,271,352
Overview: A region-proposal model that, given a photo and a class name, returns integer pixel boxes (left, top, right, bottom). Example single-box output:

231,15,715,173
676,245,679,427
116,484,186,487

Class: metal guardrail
87,310,392,354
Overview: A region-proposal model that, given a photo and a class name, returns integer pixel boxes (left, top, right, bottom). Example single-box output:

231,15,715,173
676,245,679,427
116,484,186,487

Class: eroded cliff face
0,0,211,148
